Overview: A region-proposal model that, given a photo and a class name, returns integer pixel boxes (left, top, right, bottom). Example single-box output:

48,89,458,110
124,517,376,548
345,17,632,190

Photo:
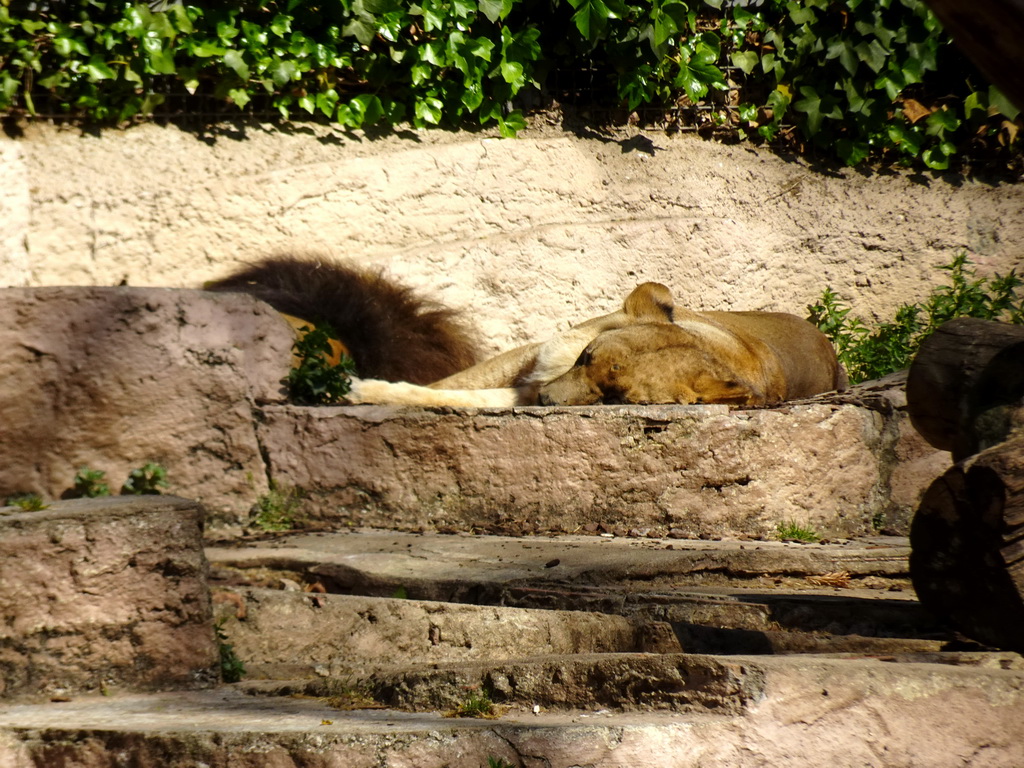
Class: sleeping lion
207,256,845,407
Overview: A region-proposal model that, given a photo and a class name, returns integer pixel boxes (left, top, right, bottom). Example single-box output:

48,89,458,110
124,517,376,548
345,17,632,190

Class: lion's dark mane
206,255,480,385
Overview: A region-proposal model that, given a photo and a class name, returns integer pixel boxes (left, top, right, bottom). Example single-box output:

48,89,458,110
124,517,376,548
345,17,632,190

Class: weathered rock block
0,286,944,537
259,402,901,538
0,496,218,700
0,286,293,523
214,588,677,680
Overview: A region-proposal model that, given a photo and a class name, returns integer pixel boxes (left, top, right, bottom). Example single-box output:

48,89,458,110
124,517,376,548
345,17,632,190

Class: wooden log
906,318,1024,461
910,433,1024,652
922,0,1024,111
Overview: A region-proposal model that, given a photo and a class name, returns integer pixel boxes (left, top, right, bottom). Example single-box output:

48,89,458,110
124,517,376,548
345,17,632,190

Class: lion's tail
206,255,481,385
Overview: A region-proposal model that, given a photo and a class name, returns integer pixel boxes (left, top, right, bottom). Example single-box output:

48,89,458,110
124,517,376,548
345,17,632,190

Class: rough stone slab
3,653,1024,767
0,286,293,523
356,651,1024,715
0,496,218,700
213,587,678,680
258,401,913,539
208,530,944,652
207,530,915,591
0,286,944,536
361,653,766,714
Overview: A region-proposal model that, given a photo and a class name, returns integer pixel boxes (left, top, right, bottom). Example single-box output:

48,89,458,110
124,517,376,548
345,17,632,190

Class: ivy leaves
562,0,725,112
0,0,1018,170
740,0,1019,168
555,0,1017,169
0,0,539,132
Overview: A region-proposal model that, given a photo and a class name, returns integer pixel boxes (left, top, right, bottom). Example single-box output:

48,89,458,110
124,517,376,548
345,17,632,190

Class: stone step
207,529,917,591
5,496,1024,767
3,653,1024,767
212,587,678,681
239,651,1024,716
257,395,925,539
239,653,760,715
0,496,217,700
0,287,947,537
207,529,940,649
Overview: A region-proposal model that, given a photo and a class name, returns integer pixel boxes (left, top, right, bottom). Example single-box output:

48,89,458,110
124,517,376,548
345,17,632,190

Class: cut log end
907,318,1024,460
909,436,1024,652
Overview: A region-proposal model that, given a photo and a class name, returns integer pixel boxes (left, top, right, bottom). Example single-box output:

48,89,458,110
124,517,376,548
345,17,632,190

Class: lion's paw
343,378,412,405
343,378,371,404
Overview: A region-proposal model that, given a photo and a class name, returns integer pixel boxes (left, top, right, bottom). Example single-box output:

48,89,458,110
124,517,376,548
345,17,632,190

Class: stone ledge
0,286,294,525
259,400,934,538
355,651,1024,715
2,656,1023,768
0,496,218,700
0,286,948,535
206,529,931,645
212,587,677,680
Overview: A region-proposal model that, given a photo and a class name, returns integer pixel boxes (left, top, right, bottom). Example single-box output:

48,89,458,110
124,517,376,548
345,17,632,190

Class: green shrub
450,689,499,718
775,520,820,542
72,466,111,498
215,619,246,683
251,481,304,531
287,324,356,405
0,0,1018,169
809,253,1024,384
5,493,48,511
719,0,1021,169
120,462,169,495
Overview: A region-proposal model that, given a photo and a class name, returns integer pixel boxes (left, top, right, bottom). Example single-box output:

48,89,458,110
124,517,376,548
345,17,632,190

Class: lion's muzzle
538,367,602,406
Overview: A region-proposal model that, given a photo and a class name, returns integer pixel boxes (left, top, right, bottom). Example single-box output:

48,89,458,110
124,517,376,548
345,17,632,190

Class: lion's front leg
346,378,528,407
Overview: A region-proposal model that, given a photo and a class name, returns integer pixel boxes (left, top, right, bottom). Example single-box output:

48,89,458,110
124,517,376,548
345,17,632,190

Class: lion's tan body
347,282,844,408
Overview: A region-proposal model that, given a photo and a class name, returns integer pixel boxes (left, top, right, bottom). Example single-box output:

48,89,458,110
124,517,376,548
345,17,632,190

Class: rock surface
0,671,1019,765
260,401,907,538
4,501,1024,767
0,286,293,521
0,496,217,700
206,529,938,657
214,588,677,681
0,285,945,534
1,653,1023,768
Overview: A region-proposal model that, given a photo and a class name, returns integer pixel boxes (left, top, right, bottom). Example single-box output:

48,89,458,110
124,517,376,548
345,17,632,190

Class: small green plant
776,521,820,543
215,620,246,683
5,493,48,511
251,481,304,532
72,467,111,498
120,463,169,495
872,511,887,532
486,758,517,768
809,253,1024,384
450,690,499,719
287,324,356,405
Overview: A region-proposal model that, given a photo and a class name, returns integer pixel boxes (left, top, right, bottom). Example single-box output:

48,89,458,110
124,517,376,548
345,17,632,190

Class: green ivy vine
0,0,1019,169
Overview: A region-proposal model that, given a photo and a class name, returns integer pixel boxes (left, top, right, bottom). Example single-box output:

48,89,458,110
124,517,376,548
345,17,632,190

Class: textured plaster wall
1,120,1020,356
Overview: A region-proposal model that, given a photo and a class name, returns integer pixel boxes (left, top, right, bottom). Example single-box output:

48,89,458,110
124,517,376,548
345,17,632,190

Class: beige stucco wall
2,120,1021,355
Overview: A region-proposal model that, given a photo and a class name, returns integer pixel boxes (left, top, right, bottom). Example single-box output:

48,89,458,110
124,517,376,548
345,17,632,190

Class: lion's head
537,323,768,406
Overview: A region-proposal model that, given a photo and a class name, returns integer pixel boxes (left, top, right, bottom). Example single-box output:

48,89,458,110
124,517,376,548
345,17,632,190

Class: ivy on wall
0,0,1019,170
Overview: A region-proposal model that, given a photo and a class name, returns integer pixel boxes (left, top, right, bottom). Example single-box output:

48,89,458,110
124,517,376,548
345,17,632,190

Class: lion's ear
623,282,674,322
